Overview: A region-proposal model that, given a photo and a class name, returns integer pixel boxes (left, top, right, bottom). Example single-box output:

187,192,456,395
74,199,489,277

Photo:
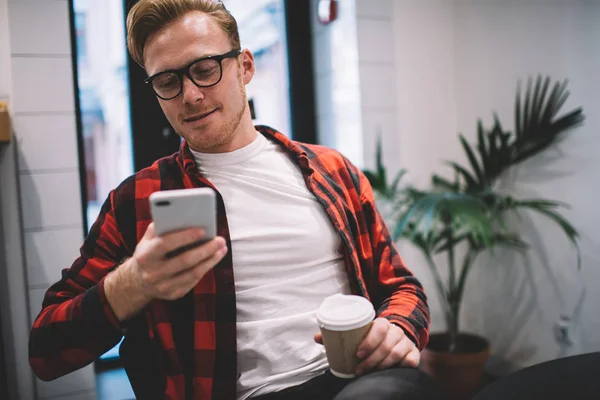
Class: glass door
72,0,133,364
73,0,135,231
226,0,293,137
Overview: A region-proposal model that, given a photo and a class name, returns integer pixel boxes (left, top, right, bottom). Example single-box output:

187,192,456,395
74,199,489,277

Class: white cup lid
316,294,375,331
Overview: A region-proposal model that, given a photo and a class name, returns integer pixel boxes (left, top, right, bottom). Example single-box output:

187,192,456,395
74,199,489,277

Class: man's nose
181,75,205,103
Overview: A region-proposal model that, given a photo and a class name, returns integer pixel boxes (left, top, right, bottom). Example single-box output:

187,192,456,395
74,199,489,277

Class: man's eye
154,74,178,89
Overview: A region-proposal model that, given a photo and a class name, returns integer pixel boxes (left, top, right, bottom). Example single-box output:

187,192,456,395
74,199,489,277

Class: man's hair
126,0,241,67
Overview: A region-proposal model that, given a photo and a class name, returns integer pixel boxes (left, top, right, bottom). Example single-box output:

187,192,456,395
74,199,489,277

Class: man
29,1,438,399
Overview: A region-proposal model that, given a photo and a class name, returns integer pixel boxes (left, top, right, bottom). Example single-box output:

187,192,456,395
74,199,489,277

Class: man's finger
156,245,228,300
144,222,157,239
157,227,207,256
355,324,399,375
314,332,323,345
356,318,389,359
376,337,414,370
143,237,226,283
400,347,421,368
170,236,226,269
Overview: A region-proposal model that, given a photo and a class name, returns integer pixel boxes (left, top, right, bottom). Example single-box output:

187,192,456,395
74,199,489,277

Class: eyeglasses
144,49,241,100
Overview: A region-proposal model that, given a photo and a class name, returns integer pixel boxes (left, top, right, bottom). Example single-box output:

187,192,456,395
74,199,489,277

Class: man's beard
190,74,247,151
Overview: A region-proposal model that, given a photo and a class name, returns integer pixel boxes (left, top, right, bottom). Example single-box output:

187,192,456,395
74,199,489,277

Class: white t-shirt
190,132,351,399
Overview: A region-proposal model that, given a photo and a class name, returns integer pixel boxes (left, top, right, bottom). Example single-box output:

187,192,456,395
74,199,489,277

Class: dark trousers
253,368,443,400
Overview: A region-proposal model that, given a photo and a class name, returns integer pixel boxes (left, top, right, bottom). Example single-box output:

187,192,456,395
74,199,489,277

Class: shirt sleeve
356,168,430,350
28,191,128,381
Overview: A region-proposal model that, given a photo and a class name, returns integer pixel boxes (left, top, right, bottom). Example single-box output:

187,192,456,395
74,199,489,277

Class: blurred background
1,0,598,399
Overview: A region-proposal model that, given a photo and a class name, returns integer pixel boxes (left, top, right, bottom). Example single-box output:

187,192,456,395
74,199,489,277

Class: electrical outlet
553,315,574,346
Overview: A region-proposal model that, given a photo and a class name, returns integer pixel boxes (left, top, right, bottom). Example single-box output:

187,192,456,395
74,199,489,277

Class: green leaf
515,200,581,268
432,174,459,191
393,202,423,241
459,134,485,188
534,76,551,127
388,169,407,198
363,170,383,193
447,162,478,190
434,233,470,253
489,232,529,251
515,80,523,139
476,121,490,178
550,109,585,133
540,80,565,124
376,135,386,187
552,86,570,119
523,77,533,136
511,76,584,167
516,199,569,209
529,76,542,130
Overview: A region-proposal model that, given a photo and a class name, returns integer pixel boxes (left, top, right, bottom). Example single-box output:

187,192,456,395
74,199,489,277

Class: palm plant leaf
388,169,407,198
519,78,532,140
449,76,584,193
513,76,584,165
394,191,494,245
404,222,438,254
471,231,528,253
542,80,568,123
363,170,381,190
363,136,409,201
432,174,460,192
447,162,478,189
491,233,528,250
459,134,485,189
434,232,471,254
477,121,491,180
531,76,550,130
513,199,581,268
376,135,386,189
485,116,512,182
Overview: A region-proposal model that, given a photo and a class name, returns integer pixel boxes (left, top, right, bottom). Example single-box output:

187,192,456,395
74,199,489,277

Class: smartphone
149,188,217,256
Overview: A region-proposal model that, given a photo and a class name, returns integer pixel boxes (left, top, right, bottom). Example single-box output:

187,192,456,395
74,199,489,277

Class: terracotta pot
420,333,490,400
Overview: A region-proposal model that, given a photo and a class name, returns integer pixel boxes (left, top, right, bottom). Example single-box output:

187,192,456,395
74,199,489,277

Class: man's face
144,11,254,153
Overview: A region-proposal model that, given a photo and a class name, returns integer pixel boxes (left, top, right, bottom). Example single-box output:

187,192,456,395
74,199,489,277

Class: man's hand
314,317,420,376
131,223,227,301
105,223,227,321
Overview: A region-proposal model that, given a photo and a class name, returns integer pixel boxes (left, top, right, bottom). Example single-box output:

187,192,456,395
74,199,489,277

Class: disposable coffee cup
316,294,375,378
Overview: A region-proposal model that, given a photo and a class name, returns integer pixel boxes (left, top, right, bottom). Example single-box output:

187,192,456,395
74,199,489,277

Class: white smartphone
149,187,217,239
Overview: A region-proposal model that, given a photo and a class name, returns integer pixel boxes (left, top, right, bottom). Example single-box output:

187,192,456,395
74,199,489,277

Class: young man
29,1,438,399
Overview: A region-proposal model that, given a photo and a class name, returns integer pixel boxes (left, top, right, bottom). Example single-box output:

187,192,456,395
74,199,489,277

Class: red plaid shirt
29,126,429,399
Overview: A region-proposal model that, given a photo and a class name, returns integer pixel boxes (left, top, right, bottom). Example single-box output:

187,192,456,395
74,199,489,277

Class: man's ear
240,49,255,85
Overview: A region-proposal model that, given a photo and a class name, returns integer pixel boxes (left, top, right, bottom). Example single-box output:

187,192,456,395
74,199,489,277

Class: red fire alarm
318,0,338,25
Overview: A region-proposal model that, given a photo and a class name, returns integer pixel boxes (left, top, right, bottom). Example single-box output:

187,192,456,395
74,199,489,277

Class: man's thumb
314,332,323,345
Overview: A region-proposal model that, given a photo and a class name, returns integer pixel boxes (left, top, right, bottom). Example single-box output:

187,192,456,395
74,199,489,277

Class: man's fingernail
356,350,365,358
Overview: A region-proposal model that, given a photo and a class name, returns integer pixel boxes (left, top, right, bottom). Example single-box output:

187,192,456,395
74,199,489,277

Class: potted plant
364,76,583,400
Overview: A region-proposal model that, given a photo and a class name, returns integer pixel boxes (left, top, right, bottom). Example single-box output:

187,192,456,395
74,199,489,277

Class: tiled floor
96,368,135,400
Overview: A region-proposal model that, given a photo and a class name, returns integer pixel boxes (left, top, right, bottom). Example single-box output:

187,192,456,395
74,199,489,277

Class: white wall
392,0,600,375
310,0,403,173
310,0,364,167
0,0,11,100
355,0,401,174
0,0,35,398
0,0,97,399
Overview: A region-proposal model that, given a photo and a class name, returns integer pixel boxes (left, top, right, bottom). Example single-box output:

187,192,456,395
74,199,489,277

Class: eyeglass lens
152,58,222,99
